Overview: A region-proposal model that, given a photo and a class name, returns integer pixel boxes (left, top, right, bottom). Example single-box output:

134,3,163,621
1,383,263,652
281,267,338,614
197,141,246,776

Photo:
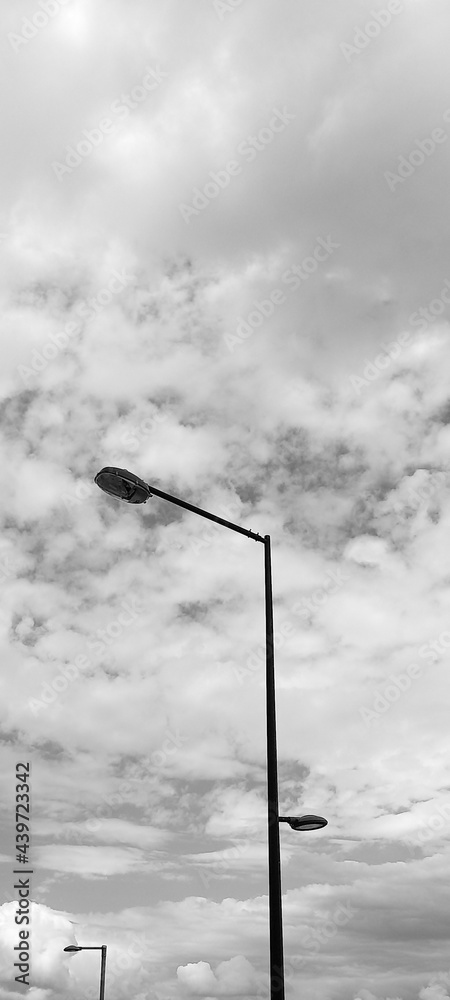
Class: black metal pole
99,945,107,1000
264,535,285,1000
141,482,264,543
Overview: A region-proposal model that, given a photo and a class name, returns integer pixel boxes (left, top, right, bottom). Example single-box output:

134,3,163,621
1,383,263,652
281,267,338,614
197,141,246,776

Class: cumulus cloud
177,956,261,996
0,901,74,993
420,988,450,1000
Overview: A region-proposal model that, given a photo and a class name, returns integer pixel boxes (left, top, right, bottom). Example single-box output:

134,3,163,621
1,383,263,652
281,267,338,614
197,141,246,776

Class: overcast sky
1,0,450,998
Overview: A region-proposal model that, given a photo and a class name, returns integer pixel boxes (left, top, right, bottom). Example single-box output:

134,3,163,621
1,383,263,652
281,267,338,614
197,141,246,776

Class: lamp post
94,466,327,1000
63,945,107,1000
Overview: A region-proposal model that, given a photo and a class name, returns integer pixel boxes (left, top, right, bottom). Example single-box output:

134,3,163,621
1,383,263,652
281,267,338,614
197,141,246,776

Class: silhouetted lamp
279,815,328,831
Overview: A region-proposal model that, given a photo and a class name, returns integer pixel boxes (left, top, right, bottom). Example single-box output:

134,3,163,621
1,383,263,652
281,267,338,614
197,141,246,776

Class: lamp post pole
94,467,327,1000
264,534,284,997
63,945,107,1000
99,945,107,1000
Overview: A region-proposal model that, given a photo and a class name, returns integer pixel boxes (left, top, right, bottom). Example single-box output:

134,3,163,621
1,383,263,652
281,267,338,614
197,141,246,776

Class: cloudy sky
1,0,450,997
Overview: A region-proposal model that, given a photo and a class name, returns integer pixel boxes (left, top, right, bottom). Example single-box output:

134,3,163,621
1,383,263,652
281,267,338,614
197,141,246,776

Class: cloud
420,988,450,1000
36,844,153,877
177,956,261,996
0,901,74,993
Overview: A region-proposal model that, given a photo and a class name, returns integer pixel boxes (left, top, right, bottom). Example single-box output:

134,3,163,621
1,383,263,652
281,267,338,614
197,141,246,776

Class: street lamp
63,945,107,1000
279,815,328,831
94,466,328,1000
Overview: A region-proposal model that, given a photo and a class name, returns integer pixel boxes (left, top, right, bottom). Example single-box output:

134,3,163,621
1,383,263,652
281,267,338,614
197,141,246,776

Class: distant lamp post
63,945,107,1000
94,466,328,1000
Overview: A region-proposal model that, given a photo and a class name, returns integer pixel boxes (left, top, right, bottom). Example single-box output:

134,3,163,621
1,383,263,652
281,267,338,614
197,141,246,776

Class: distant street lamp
94,466,328,1000
63,945,107,1000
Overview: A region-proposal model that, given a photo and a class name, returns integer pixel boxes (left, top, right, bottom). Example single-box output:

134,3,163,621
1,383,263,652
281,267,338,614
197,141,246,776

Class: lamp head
64,946,82,952
280,815,328,831
94,467,152,504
